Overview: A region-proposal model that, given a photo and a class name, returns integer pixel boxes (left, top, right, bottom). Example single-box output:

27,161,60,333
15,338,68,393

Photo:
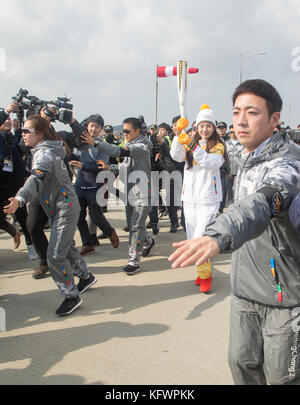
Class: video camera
12,89,74,125
42,97,74,124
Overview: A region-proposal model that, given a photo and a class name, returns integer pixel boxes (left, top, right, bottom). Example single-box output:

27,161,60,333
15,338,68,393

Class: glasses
22,129,35,134
192,126,197,131
123,129,131,135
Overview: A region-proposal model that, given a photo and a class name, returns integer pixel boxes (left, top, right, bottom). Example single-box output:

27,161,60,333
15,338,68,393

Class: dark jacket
73,138,108,189
0,130,26,190
157,141,177,174
150,134,162,171
0,110,9,127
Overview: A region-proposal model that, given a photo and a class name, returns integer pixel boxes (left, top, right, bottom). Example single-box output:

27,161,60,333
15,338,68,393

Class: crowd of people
1,78,300,385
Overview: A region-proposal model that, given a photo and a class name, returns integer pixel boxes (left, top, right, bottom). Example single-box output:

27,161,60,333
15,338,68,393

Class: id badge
3,159,13,173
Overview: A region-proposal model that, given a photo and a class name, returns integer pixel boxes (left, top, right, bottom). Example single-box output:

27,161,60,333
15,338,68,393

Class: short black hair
172,115,181,124
82,114,104,129
232,79,282,117
123,117,142,131
159,122,171,132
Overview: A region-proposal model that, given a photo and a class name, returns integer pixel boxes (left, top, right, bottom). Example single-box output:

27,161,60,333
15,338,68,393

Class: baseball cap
104,125,113,132
217,121,227,128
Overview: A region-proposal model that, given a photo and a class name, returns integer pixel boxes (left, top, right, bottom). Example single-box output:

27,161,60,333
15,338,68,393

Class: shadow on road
0,321,168,385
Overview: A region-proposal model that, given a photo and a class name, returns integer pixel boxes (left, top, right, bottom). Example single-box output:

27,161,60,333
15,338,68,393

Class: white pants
183,201,220,240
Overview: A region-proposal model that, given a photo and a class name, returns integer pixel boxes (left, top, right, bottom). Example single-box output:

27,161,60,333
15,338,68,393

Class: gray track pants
47,212,90,298
125,203,152,266
228,295,300,385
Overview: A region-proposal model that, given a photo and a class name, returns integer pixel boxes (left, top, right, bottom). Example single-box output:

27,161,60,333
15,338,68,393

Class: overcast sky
1,0,300,129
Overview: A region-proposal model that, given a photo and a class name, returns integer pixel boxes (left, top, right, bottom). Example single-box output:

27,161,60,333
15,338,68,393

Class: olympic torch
176,60,189,132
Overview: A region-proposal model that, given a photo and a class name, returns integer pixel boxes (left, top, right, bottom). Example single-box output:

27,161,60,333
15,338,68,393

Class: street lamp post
239,52,267,84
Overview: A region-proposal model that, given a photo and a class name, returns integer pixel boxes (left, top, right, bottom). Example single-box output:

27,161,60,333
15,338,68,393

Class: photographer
0,111,37,258
0,102,19,126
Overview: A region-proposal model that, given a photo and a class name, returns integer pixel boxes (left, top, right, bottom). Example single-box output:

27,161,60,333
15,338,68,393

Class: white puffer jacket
170,136,225,204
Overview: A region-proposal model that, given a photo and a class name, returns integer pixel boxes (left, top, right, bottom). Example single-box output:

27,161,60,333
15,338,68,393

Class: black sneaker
146,221,153,229
152,224,159,235
90,235,100,247
77,273,97,294
142,238,155,257
170,223,178,233
55,296,83,316
122,264,141,275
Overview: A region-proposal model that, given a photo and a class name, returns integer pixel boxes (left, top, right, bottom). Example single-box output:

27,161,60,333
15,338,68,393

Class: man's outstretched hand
168,236,220,268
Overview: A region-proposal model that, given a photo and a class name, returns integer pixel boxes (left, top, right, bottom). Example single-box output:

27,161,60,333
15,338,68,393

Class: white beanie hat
196,104,216,127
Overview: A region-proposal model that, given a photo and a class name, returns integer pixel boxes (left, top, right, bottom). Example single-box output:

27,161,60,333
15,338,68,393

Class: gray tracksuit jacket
204,132,300,307
95,134,153,266
95,134,153,203
16,140,80,217
15,141,89,298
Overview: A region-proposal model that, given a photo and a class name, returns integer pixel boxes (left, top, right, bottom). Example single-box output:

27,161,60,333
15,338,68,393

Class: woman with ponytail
4,115,97,316
170,105,226,293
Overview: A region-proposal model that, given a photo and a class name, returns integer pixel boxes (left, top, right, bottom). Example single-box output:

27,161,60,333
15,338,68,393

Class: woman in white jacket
170,105,226,292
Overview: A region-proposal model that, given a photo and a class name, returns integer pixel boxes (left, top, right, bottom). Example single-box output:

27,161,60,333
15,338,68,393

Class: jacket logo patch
271,192,283,216
33,169,45,179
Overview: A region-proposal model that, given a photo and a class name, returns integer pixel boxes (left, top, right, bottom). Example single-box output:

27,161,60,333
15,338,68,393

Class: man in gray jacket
169,79,300,385
82,117,155,275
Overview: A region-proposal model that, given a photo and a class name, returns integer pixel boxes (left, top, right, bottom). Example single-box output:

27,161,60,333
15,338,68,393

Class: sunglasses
192,126,197,131
22,129,35,134
123,129,131,134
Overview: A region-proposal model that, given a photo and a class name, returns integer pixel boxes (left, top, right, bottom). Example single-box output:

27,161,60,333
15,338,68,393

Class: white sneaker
27,245,39,260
